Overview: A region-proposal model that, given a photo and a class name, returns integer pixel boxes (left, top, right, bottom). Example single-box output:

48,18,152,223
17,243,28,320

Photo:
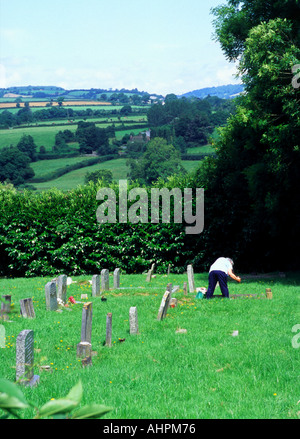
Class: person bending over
206,257,241,299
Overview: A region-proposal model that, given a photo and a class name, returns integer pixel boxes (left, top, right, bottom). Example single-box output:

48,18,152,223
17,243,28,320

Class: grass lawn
0,271,299,419
31,157,100,179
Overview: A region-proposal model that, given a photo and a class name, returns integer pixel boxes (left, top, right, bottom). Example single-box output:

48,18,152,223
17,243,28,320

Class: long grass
0,272,299,419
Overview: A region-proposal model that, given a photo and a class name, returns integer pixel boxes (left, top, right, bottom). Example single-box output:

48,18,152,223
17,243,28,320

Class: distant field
0,125,79,151
187,144,215,154
32,158,130,192
0,100,111,109
32,158,202,192
31,156,98,178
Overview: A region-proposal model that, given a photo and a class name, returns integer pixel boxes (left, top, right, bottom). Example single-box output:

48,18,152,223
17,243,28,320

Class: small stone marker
105,313,113,347
101,269,109,291
166,283,172,293
113,268,120,289
187,264,195,293
183,282,187,296
167,264,171,276
129,307,139,335
16,330,40,386
56,275,67,303
77,302,93,367
157,291,171,321
266,288,273,299
172,285,180,294
92,275,100,297
169,298,178,308
19,298,35,319
45,281,58,311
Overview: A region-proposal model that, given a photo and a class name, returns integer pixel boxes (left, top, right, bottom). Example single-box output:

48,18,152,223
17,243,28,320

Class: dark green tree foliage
191,2,300,271
0,146,35,186
76,122,116,155
84,169,113,185
127,137,186,185
16,135,37,162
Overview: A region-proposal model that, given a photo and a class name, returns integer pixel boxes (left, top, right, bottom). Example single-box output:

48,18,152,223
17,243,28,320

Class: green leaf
38,398,79,418
0,379,29,410
65,380,83,404
72,403,113,419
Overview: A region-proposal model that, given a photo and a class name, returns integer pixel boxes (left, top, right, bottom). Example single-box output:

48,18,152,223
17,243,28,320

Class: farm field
0,272,299,419
0,100,111,109
31,159,201,192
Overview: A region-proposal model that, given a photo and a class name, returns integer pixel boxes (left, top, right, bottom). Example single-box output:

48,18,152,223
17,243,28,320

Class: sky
0,0,240,96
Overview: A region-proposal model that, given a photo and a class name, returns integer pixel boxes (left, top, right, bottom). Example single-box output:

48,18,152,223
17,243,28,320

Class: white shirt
209,258,232,275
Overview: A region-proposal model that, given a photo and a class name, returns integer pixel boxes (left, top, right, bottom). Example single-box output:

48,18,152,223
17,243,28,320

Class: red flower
68,296,76,304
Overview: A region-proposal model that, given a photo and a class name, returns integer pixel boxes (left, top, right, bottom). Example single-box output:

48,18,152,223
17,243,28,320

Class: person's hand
236,276,241,283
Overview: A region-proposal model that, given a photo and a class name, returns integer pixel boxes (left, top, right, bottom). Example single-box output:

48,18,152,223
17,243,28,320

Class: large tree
191,2,300,271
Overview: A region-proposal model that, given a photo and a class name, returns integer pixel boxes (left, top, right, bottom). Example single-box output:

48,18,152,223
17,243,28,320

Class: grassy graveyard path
0,272,299,419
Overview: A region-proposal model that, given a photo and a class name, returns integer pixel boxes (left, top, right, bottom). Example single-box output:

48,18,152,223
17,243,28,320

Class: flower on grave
57,298,65,307
68,296,76,304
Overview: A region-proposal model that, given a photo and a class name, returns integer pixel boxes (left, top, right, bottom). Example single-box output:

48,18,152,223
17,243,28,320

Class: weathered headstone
166,283,172,293
169,298,178,308
1,295,11,321
183,281,187,296
77,302,93,366
187,264,195,293
56,275,67,303
157,291,171,321
106,313,113,347
20,298,36,319
92,275,100,297
45,281,58,311
113,268,120,289
172,285,180,294
16,330,40,386
167,264,171,276
151,263,155,273
101,269,109,292
146,270,152,282
129,307,139,335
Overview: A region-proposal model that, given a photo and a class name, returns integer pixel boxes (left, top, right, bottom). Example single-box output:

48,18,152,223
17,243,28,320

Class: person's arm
228,269,241,283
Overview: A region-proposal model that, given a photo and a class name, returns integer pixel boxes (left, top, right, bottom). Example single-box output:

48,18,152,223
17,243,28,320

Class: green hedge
0,181,194,277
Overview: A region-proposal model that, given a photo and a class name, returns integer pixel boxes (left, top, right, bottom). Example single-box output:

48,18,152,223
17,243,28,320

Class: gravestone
166,283,172,293
76,302,93,366
266,288,273,299
113,268,120,289
167,264,171,276
129,307,139,335
172,285,180,294
45,281,58,311
92,275,100,297
56,275,67,303
151,263,155,273
146,270,152,282
20,298,36,319
187,264,195,293
16,330,40,386
101,269,109,292
105,313,113,347
157,291,171,321
1,295,11,321
183,281,187,296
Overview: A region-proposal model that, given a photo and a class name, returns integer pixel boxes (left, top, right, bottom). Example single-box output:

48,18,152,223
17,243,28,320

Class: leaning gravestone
113,268,120,289
16,330,40,386
101,269,109,292
20,298,36,319
92,275,100,297
56,275,67,303
187,264,195,293
45,281,58,311
129,307,139,335
76,302,93,366
157,291,171,321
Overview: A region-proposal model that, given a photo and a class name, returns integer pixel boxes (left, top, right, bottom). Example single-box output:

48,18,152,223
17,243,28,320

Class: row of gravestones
2,265,196,386
12,281,183,386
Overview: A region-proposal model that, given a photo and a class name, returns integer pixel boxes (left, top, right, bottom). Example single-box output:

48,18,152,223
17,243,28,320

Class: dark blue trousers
206,270,229,299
